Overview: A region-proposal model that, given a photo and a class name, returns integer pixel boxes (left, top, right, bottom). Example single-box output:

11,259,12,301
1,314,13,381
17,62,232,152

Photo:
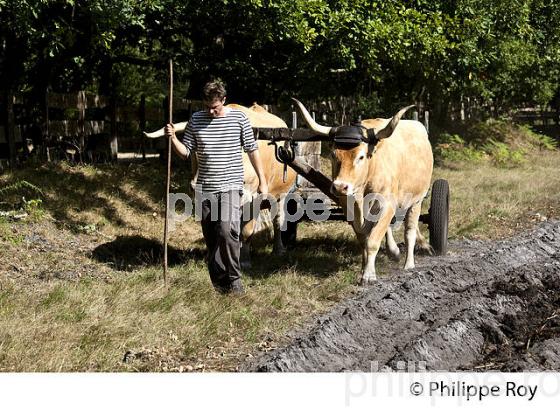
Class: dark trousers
199,190,242,290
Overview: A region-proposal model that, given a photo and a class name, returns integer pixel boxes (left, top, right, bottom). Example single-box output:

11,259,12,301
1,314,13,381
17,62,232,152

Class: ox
144,103,297,267
293,99,433,284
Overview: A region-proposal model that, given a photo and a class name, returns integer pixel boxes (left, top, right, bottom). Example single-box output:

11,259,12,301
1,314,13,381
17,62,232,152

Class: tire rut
242,221,560,372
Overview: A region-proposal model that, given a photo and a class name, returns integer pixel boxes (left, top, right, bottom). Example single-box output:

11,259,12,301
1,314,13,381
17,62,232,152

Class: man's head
202,81,227,117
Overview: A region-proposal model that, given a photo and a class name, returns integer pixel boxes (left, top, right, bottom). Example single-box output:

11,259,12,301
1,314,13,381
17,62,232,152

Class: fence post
0,87,17,168
5,89,16,167
292,111,297,129
78,90,86,156
109,95,118,161
44,88,50,161
139,94,146,161
424,111,430,134
413,111,419,122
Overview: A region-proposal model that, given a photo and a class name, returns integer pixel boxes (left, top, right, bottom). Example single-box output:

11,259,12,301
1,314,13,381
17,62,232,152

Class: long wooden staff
163,59,173,287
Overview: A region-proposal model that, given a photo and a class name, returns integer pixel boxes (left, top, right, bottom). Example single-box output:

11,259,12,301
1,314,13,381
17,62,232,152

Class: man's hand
258,181,269,196
164,123,175,139
164,123,190,160
258,181,271,209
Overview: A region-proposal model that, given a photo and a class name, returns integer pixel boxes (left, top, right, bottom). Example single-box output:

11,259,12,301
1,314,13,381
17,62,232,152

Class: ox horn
291,98,332,136
376,105,415,140
143,121,188,139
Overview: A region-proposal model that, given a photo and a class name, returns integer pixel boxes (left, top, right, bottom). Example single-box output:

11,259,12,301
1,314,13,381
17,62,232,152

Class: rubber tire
429,179,449,256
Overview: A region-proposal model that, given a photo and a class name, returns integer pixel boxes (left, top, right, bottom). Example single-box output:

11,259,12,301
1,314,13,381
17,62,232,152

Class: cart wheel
429,179,449,256
281,197,299,248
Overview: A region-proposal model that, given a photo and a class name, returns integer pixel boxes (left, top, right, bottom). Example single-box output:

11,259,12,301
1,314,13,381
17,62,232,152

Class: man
164,81,268,295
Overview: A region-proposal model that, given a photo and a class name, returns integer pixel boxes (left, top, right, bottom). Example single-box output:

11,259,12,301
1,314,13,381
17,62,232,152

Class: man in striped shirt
164,81,268,295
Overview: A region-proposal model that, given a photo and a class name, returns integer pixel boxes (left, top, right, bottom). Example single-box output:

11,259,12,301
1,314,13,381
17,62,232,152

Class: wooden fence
1,91,436,169
0,91,208,165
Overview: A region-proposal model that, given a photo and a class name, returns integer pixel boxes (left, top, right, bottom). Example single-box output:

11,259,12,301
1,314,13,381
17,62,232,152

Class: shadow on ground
244,235,361,279
1,159,192,231
91,235,205,271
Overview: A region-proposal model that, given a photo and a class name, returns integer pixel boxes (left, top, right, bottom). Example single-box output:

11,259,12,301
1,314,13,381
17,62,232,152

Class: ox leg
385,227,400,261
360,206,395,285
415,226,433,255
272,196,287,255
240,219,255,270
404,202,422,270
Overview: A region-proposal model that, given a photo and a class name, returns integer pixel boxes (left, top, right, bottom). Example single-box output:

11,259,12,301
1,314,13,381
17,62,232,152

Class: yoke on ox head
292,98,414,197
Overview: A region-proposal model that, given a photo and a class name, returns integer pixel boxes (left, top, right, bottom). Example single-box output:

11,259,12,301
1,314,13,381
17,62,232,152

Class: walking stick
163,59,173,287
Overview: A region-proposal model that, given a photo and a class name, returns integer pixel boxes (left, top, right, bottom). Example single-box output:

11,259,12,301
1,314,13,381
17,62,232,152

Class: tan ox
293,99,433,284
144,103,297,266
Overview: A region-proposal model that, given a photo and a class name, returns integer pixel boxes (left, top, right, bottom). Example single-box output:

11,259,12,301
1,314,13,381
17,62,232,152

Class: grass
0,123,559,371
433,149,560,240
0,240,359,371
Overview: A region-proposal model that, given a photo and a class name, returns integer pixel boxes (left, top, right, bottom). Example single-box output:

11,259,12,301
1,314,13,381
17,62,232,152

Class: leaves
1,0,559,114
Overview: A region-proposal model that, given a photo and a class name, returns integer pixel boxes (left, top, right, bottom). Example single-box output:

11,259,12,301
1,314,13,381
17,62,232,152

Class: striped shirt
182,108,257,193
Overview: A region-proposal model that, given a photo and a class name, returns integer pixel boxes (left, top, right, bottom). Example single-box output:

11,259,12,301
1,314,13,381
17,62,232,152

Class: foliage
0,180,43,202
482,140,526,167
519,125,558,150
1,0,560,114
0,179,44,220
433,133,486,164
433,120,556,167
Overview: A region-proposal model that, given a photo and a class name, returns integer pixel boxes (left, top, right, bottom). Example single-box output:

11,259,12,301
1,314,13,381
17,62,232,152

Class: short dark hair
202,80,226,101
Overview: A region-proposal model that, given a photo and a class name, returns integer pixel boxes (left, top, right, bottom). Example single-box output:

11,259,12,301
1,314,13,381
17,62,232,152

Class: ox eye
358,154,365,161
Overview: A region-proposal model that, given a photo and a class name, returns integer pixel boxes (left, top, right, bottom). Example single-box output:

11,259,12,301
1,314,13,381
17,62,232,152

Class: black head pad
330,124,377,147
330,125,366,147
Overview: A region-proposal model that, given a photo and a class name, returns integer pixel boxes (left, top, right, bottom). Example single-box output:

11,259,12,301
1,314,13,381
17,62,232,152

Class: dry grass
0,145,559,371
0,161,360,371
434,150,560,239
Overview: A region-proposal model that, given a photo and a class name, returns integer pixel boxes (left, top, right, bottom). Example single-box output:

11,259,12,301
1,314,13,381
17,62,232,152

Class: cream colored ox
293,99,433,284
144,103,296,267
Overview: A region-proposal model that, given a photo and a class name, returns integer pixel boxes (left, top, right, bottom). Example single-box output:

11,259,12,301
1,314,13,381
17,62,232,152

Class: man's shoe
214,285,230,294
230,279,245,295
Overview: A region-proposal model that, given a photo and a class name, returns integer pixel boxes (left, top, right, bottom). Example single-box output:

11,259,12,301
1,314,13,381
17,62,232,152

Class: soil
242,221,560,372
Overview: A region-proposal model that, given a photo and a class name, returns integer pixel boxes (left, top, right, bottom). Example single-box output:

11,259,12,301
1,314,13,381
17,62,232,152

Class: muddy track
242,221,560,372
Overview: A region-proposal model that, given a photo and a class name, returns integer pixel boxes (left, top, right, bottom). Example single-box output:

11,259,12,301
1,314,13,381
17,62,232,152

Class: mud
242,221,560,372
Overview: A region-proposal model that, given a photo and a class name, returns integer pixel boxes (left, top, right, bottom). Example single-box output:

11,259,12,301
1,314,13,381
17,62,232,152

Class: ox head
292,98,414,197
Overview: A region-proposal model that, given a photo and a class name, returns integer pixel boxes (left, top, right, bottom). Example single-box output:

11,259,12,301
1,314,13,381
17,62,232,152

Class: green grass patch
142,292,181,313
39,286,68,309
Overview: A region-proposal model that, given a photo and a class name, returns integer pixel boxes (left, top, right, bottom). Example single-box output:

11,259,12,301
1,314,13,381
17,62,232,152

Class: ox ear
376,105,415,140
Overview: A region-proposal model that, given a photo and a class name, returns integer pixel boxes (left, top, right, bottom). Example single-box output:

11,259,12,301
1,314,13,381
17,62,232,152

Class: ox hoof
388,249,401,262
360,275,377,286
404,262,415,270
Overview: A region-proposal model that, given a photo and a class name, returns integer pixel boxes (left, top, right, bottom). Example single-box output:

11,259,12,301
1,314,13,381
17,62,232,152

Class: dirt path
242,221,560,372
